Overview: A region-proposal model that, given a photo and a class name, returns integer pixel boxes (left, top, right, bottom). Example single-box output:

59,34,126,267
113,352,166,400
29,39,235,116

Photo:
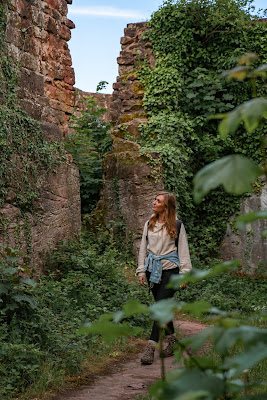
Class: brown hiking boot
141,344,155,365
163,335,176,357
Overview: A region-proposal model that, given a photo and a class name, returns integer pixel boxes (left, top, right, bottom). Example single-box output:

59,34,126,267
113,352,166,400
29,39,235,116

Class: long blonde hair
149,192,177,238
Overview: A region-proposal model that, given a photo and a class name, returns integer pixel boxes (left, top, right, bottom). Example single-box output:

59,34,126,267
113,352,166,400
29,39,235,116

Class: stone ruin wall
100,23,164,255
103,22,267,271
73,90,112,123
1,0,81,271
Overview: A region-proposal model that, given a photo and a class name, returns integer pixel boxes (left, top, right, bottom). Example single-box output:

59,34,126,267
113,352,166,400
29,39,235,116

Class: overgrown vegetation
0,231,150,399
1,0,266,398
65,96,112,214
137,0,266,263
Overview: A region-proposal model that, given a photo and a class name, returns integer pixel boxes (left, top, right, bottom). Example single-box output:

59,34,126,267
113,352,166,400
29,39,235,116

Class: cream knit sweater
136,221,192,277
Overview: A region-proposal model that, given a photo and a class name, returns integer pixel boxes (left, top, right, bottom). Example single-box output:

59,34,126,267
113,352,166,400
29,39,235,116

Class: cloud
68,6,146,19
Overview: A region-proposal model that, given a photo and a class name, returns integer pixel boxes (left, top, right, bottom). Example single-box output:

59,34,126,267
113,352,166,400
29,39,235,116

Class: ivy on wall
137,0,266,260
0,3,64,254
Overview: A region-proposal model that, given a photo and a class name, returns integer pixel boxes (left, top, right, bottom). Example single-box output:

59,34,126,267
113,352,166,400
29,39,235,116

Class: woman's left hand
180,283,187,289
139,275,146,287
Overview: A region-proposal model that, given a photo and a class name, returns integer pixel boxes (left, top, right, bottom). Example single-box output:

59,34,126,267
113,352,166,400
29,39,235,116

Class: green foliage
65,97,112,213
137,0,267,259
194,58,267,202
176,270,267,313
96,80,109,92
81,4,267,399
0,246,37,324
0,231,151,399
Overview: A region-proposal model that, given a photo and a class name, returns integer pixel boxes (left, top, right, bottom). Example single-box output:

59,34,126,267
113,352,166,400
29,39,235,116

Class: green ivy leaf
193,154,261,202
236,210,267,230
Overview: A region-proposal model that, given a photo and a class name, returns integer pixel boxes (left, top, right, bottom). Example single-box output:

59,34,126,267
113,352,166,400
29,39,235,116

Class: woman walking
136,192,192,365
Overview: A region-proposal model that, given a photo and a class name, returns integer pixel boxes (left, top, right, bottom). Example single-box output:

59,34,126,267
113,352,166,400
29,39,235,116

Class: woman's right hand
139,275,146,287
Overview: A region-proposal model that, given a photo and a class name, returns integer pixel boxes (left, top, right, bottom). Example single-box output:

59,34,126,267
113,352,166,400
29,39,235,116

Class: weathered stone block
20,98,42,120
31,6,45,26
40,121,63,141
58,24,71,41
124,27,137,38
19,68,45,96
17,0,31,18
117,56,134,66
21,52,39,71
120,36,135,45
46,17,58,35
64,66,75,85
221,184,267,274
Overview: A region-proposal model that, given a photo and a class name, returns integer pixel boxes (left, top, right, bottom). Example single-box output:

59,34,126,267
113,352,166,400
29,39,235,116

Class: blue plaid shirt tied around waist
144,251,180,284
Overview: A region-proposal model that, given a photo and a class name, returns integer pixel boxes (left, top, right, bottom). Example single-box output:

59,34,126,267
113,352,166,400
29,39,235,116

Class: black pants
146,267,179,342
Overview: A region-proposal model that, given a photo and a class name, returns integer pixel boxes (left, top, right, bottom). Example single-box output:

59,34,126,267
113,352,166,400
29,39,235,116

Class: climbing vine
137,0,267,260
0,3,64,252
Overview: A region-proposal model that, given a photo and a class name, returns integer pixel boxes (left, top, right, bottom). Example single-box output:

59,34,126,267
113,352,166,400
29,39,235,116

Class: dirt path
55,320,207,400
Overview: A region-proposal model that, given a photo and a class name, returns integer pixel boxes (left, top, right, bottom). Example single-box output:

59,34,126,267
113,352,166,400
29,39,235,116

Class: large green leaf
218,98,267,137
214,326,267,356
181,301,212,318
78,320,142,343
184,356,217,370
150,298,179,326
180,327,219,352
193,154,261,202
113,300,149,323
169,261,240,289
173,391,212,400
152,369,224,399
236,210,267,230
0,283,8,294
222,342,267,377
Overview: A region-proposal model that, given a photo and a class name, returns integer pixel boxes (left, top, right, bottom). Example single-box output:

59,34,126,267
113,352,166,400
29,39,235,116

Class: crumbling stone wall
74,89,112,123
1,0,81,270
221,185,267,273
101,23,164,254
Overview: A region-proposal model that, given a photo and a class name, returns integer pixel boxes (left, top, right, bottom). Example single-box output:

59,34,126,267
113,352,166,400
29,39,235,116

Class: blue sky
68,0,266,94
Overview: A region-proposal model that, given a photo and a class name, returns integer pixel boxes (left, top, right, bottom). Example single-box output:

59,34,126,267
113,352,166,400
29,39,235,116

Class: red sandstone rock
58,24,71,41
2,0,81,270
45,0,59,10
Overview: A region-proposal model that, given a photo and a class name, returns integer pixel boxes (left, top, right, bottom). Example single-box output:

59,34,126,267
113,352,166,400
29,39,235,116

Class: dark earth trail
55,320,207,400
